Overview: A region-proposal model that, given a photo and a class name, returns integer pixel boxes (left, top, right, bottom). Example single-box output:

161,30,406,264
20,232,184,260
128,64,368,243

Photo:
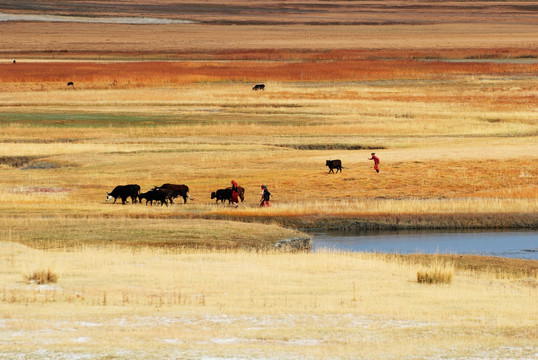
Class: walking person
231,180,239,207
369,152,380,173
260,185,271,207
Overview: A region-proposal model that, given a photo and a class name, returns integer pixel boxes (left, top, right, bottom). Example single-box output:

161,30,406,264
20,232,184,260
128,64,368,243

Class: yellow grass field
0,1,537,358
1,242,537,359
0,82,536,229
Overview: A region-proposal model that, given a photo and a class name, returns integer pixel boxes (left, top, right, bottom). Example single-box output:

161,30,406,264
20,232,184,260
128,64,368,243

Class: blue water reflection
312,230,538,260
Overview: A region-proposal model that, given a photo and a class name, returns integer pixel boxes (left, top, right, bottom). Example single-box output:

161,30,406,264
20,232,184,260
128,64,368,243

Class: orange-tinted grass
8,48,538,62
2,60,537,87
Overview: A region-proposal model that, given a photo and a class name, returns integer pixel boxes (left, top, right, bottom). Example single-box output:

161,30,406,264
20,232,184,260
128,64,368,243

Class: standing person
231,180,239,207
369,152,380,173
260,185,271,207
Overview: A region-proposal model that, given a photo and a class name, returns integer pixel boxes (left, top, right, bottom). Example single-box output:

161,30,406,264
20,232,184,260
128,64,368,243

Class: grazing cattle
139,188,172,206
211,188,233,203
326,159,342,174
252,84,265,91
106,184,140,204
158,183,192,204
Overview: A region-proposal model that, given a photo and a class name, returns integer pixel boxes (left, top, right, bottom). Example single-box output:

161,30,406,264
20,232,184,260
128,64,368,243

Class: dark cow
139,188,172,206
326,159,342,174
227,186,245,203
252,84,265,91
211,186,245,204
158,183,191,204
211,188,233,203
106,184,140,204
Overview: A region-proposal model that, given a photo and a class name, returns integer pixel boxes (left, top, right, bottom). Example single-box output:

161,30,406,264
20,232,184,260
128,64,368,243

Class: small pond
312,230,538,260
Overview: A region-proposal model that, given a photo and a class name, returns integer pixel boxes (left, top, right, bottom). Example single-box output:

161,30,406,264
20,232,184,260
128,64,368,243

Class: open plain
0,0,537,359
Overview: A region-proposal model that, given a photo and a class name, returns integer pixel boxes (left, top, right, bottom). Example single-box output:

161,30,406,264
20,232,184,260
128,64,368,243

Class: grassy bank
0,216,307,250
1,242,536,359
201,206,538,231
399,254,538,279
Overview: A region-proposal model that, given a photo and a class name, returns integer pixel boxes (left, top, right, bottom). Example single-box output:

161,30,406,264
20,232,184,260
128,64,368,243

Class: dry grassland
3,59,538,89
3,23,538,58
1,242,537,359
0,2,537,358
0,80,536,232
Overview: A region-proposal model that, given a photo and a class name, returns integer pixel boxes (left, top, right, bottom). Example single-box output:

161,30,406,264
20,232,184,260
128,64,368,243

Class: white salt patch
0,12,194,24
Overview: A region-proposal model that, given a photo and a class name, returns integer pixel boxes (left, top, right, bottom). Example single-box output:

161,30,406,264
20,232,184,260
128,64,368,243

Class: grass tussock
417,260,454,284
0,156,35,168
24,268,58,284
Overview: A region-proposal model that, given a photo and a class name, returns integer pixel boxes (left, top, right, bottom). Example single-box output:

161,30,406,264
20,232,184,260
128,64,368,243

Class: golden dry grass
2,22,538,58
1,242,536,359
417,260,454,284
0,216,305,250
0,82,536,225
2,59,538,87
0,3,537,357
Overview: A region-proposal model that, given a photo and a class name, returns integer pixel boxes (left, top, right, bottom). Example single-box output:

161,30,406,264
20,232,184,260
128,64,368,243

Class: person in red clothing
231,180,239,207
369,153,380,173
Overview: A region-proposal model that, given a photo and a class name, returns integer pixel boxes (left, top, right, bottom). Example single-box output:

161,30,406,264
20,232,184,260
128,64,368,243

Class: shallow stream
312,230,538,260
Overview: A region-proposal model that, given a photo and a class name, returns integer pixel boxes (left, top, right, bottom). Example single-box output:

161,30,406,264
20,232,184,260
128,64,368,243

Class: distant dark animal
158,183,192,204
67,81,75,89
252,84,265,91
227,185,245,202
12,59,16,64
138,188,172,206
326,159,342,174
211,188,233,203
106,184,140,204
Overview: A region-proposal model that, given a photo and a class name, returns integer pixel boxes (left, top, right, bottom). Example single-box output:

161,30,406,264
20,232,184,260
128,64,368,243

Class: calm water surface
312,230,538,260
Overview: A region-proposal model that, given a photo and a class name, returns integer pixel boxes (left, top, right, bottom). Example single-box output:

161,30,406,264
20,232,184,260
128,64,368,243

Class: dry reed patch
401,254,538,279
0,155,35,168
24,268,58,284
417,260,454,284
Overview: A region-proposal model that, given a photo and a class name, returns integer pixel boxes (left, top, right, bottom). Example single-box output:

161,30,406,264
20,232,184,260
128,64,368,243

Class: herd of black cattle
106,159,343,206
106,183,245,206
